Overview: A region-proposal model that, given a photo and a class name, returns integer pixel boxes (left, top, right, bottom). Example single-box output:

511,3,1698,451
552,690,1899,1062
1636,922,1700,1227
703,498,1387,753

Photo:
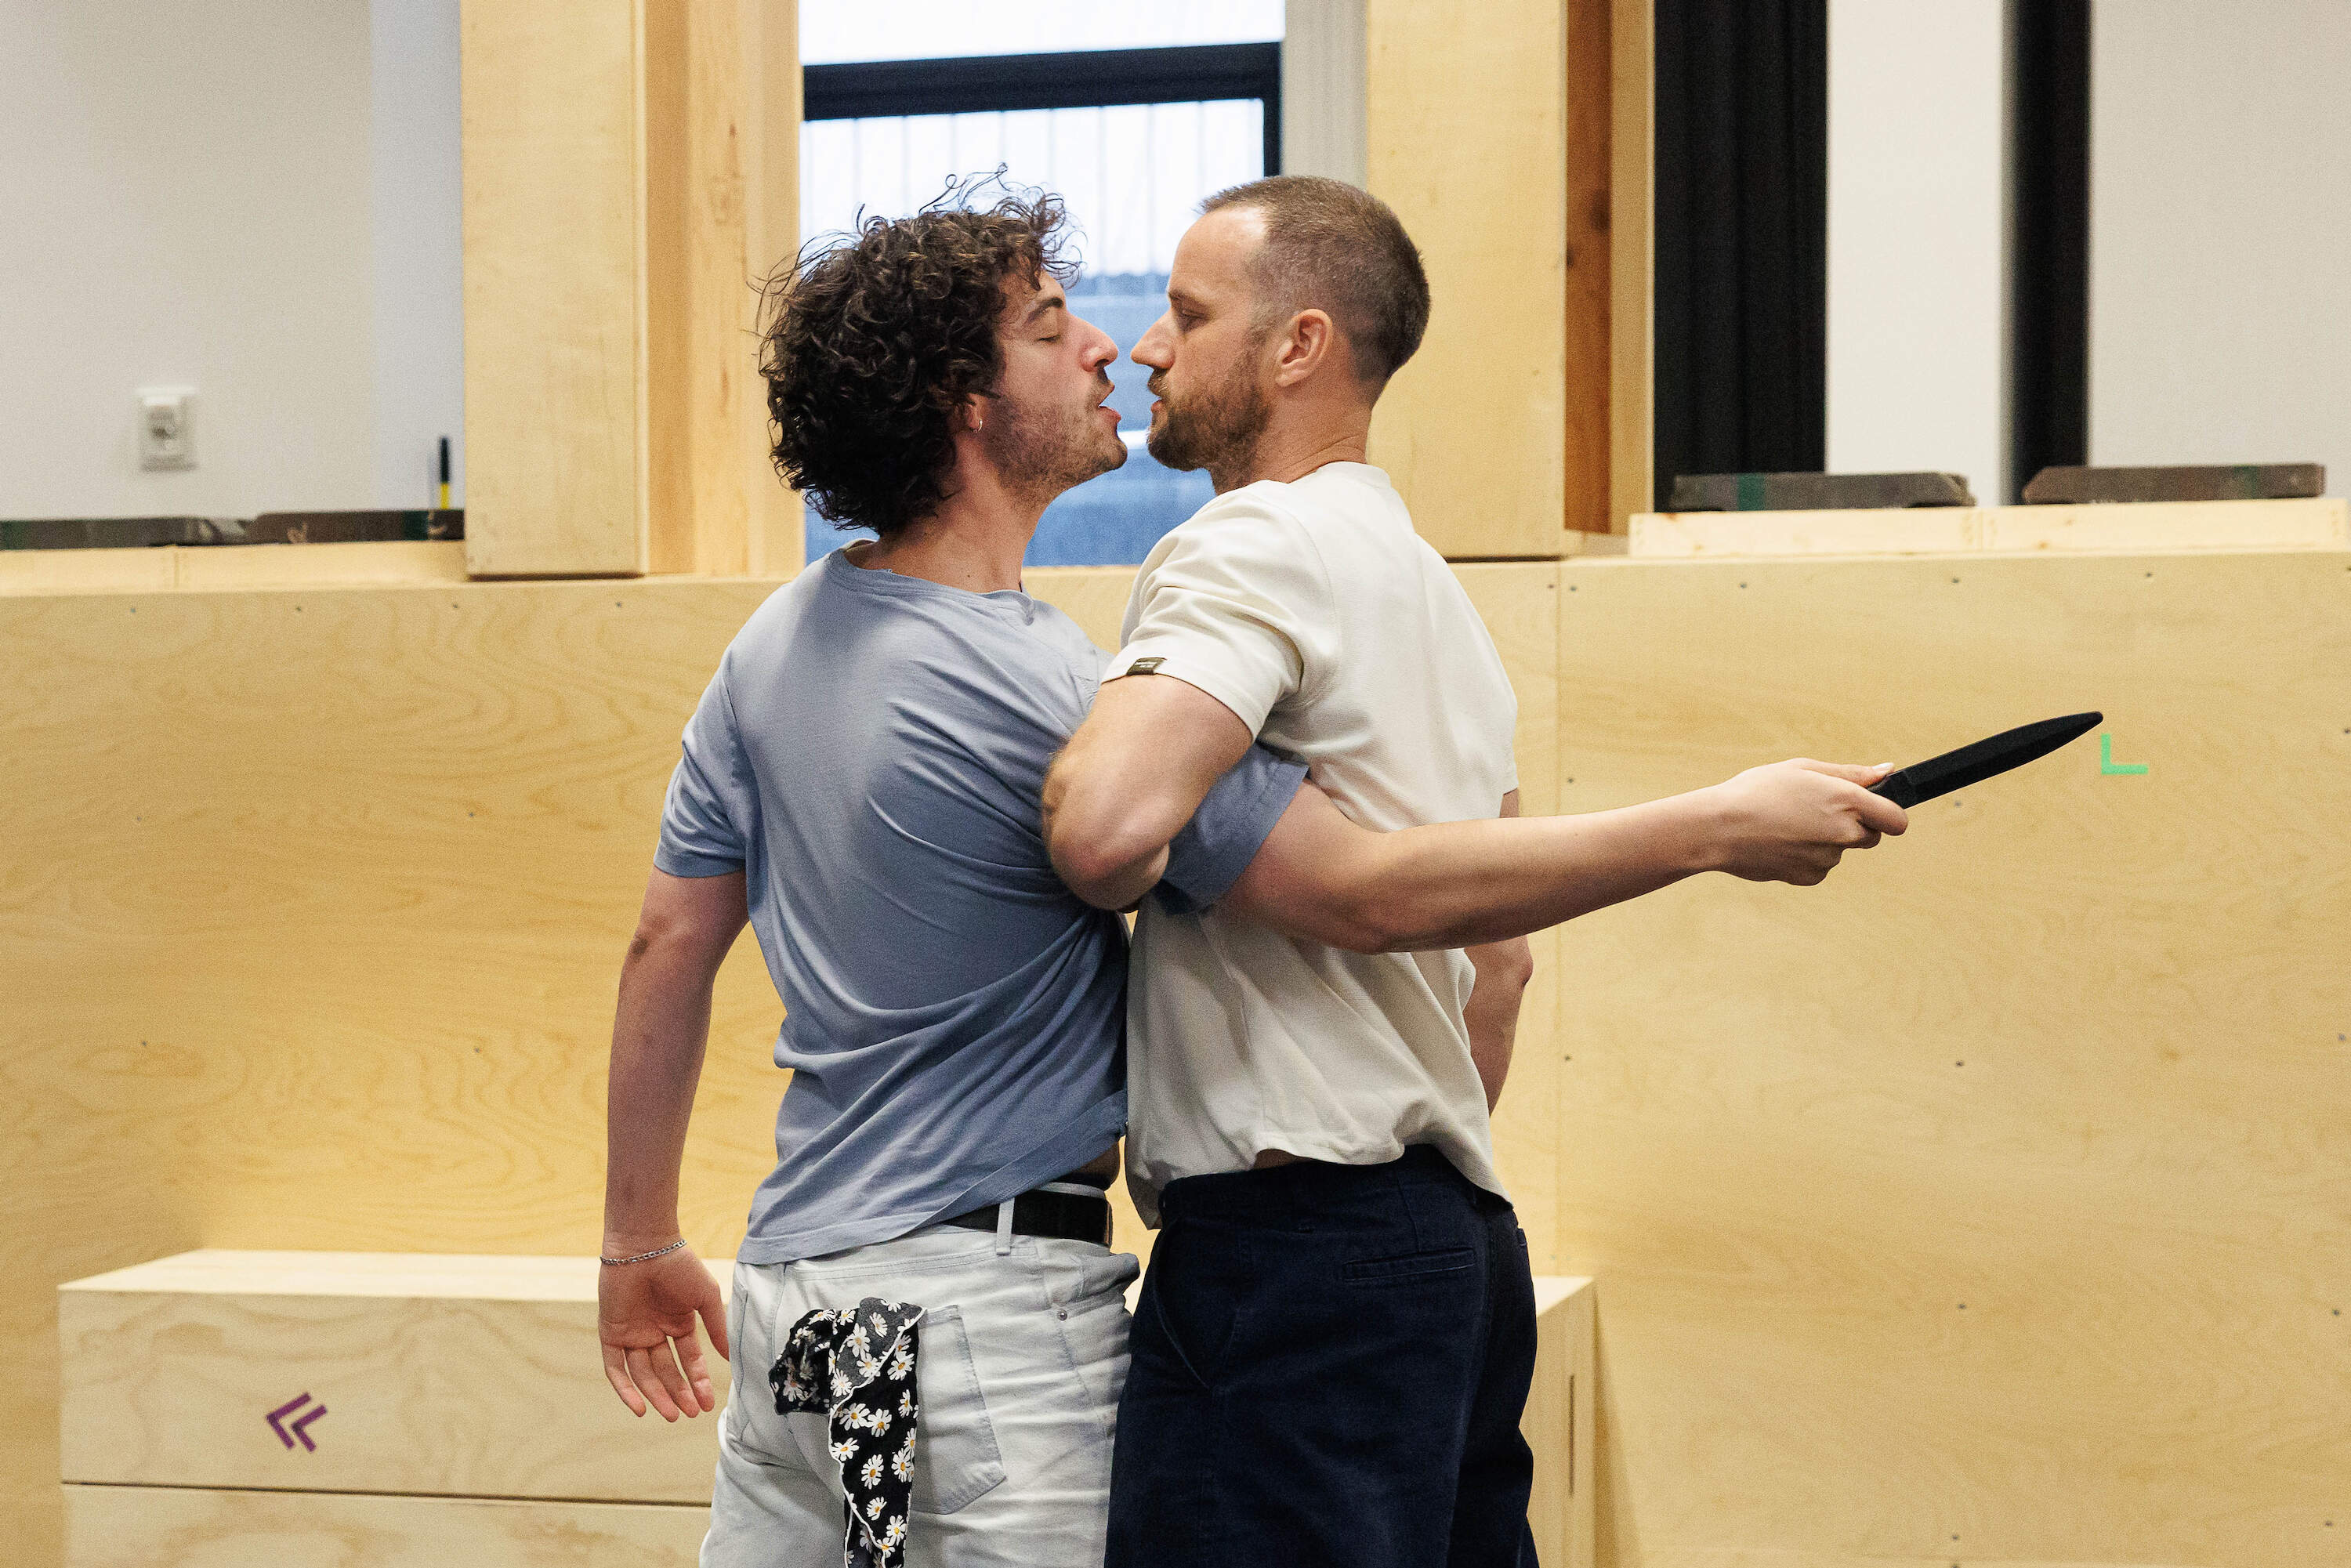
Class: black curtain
1653,0,1828,503
2009,0,2091,500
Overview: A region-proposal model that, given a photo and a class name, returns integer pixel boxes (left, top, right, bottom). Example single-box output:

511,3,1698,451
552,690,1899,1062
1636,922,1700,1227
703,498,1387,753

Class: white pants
703,1225,1141,1568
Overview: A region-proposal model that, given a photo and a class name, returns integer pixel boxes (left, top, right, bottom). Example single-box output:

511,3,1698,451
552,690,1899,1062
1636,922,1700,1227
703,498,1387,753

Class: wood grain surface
62,1484,708,1566
60,1252,727,1501
5,577,786,1564
1631,497,2349,559
1529,1277,1599,1568
460,0,647,575
1366,0,1570,558
1556,550,2351,1567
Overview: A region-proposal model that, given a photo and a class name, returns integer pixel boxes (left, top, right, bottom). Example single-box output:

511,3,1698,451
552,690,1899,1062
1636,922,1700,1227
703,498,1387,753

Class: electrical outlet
138,387,195,469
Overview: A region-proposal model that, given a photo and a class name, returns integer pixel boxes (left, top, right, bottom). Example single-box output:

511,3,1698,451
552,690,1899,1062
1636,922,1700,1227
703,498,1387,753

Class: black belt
944,1182,1112,1247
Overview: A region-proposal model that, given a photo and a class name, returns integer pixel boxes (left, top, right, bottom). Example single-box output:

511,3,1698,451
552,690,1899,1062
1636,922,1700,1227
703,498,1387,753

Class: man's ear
955,392,987,434
1272,309,1341,388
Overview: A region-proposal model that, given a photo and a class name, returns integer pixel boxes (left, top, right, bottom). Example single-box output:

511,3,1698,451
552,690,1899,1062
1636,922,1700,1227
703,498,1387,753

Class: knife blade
1869,712,2103,809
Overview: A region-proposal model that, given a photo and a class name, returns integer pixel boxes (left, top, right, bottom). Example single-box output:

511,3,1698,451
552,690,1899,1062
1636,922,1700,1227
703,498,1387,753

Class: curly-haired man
595,185,1313,1567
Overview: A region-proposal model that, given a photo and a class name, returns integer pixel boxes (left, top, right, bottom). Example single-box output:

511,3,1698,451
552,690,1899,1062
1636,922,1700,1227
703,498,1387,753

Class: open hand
598,1245,730,1421
1704,759,1909,885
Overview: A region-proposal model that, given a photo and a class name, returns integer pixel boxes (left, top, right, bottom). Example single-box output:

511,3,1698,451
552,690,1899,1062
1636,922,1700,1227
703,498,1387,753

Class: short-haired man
1043,176,1907,1566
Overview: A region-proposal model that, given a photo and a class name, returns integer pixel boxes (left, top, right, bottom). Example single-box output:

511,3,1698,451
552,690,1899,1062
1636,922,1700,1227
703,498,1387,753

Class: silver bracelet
601,1237,688,1266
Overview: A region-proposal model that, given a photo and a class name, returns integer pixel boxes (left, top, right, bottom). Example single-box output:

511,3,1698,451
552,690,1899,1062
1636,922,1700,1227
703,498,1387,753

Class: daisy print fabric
773,1298,925,1568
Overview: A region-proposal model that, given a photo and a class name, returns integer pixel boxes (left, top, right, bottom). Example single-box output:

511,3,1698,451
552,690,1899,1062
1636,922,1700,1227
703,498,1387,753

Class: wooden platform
1631,494,2349,557
57,1251,1592,1565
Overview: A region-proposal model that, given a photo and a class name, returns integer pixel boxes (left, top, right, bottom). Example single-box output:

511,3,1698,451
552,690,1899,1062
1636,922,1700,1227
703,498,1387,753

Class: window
799,4,1283,567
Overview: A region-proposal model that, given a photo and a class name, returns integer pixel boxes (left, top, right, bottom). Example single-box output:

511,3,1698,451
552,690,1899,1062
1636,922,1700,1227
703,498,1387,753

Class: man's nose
1131,317,1172,368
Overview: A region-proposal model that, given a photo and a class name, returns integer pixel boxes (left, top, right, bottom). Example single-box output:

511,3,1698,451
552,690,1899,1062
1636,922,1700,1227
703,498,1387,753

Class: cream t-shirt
1107,462,1520,1224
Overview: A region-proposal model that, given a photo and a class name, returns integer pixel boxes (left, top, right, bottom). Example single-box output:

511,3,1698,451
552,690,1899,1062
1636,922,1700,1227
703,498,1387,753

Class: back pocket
907,1305,1006,1515
781,1303,1006,1515
1341,1248,1476,1286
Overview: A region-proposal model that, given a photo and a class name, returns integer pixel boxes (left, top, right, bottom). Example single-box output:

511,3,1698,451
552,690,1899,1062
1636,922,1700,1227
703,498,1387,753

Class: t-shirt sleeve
1106,498,1338,736
654,669,755,878
1153,744,1310,915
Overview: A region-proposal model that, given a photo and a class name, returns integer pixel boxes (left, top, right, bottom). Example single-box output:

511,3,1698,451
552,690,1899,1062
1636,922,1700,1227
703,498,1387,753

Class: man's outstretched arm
1217,759,1908,954
1044,673,1254,910
599,866,746,1422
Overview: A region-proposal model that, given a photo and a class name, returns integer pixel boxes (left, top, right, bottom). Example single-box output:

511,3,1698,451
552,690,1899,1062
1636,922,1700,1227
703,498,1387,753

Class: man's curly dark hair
760,176,1077,539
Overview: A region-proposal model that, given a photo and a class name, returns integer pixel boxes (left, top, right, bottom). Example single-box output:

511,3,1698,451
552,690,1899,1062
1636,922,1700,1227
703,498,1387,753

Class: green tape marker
1735,473,1766,510
2099,733,2148,776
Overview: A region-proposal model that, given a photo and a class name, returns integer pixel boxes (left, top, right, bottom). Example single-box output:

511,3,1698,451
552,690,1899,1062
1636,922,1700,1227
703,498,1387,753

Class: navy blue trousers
1104,1146,1540,1568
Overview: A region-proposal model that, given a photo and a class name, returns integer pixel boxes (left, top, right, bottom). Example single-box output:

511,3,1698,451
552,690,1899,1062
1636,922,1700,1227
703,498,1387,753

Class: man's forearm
1225,786,1729,954
603,940,719,1248
1463,936,1534,1111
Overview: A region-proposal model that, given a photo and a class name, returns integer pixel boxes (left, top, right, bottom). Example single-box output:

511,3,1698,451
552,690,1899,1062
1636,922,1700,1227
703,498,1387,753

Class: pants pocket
1340,1247,1477,1285
906,1305,1008,1515
1145,1224,1251,1390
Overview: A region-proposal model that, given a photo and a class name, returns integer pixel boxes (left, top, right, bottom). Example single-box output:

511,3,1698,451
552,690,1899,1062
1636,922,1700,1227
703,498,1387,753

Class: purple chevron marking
266,1393,313,1450
289,1403,328,1451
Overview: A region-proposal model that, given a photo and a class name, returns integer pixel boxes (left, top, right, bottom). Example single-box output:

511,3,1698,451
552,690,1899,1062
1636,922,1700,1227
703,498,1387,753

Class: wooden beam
460,0,646,575
1366,0,1569,559
63,1485,706,1567
1609,0,1654,531
1565,0,1614,536
462,0,790,578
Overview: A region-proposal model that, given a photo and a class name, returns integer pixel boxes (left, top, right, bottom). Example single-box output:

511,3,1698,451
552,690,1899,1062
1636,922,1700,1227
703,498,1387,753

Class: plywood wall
14,547,2341,1566
2,561,1560,1564
5,576,781,1566
1554,549,2351,1568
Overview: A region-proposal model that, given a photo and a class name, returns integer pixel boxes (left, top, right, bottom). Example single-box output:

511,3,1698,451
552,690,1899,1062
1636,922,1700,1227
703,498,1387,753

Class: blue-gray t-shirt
656,549,1306,1264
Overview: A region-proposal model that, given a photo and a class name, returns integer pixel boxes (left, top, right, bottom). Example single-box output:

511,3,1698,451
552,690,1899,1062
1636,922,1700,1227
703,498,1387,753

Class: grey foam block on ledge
2020,463,2324,504
1668,472,1975,512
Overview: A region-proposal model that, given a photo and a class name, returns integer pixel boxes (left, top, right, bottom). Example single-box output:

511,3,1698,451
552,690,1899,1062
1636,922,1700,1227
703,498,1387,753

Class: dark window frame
803,42,1282,179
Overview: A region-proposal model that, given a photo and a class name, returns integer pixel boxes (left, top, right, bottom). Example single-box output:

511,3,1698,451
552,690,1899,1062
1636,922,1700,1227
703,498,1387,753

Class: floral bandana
773,1298,924,1568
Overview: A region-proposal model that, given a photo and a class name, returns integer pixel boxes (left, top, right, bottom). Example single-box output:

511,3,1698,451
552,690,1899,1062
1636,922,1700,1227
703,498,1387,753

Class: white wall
0,0,462,521
1824,0,2009,503
2090,1,2351,498
371,0,464,511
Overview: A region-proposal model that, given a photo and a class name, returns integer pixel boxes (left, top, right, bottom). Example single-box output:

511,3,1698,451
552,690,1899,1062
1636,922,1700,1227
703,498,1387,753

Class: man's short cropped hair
759,176,1074,539
1200,175,1431,387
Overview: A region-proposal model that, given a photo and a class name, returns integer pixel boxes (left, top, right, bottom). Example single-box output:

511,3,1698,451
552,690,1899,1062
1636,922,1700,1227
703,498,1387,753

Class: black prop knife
1868,712,2103,809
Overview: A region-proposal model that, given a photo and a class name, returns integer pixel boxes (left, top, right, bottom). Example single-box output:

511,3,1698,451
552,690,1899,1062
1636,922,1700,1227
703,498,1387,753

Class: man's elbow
1051,832,1155,910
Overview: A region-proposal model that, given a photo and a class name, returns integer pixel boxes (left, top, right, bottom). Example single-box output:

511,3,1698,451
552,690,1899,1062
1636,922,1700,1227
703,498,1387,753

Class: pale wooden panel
744,0,803,577
1608,0,1654,531
0,547,177,596
643,0,768,577
173,541,472,590
1632,497,2349,559
1559,552,2351,1568
63,1485,706,1567
461,0,644,576
1459,565,1565,1269
1024,565,1141,648
1526,1277,1598,1568
1632,509,1979,559
60,1251,724,1501
1366,0,1569,559
1639,1555,2206,1568
2,578,792,1562
1977,495,2348,554
0,544,469,597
